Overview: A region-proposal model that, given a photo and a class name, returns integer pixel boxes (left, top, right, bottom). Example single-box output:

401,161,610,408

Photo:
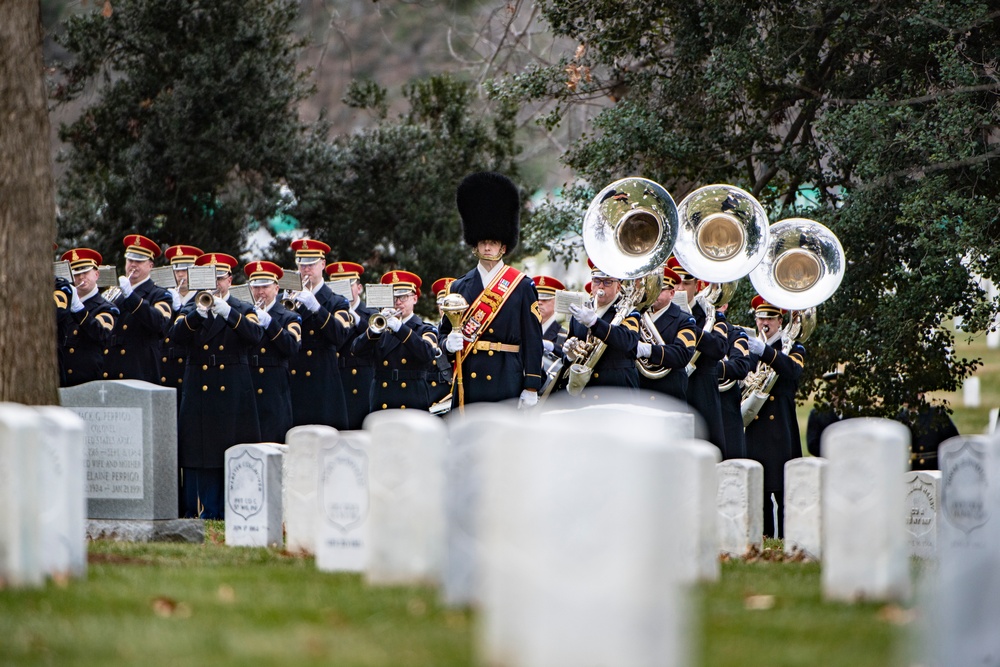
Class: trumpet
195,290,217,309
369,308,402,334
101,268,136,302
281,276,312,311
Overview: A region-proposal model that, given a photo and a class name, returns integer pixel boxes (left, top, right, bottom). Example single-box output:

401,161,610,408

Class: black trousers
181,467,224,520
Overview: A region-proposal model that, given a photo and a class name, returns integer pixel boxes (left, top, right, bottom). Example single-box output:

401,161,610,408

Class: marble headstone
784,458,827,559
0,404,44,587
717,459,764,557
938,435,992,551
284,425,338,554
225,444,284,547
904,470,941,560
36,407,87,577
822,418,910,602
315,431,371,572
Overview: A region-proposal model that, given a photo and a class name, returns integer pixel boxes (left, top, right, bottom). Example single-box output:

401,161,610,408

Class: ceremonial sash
459,265,525,352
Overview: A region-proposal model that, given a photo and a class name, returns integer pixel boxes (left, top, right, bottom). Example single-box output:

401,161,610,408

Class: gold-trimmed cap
290,238,330,265
123,234,161,261
380,269,422,298
244,260,283,286
61,248,102,274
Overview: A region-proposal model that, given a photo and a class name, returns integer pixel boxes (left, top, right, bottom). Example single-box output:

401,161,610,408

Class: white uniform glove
636,341,652,359
563,336,582,362
445,331,464,353
255,308,272,329
518,389,538,409
212,296,232,320
170,290,183,311
569,303,598,327
542,339,554,353
196,304,210,319
386,315,402,333
118,276,134,298
70,285,85,313
351,310,361,326
747,336,766,356
295,289,320,313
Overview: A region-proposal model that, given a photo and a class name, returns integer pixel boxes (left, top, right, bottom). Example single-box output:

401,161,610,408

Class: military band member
715,302,754,459
57,248,119,387
287,239,354,429
440,172,544,409
351,270,439,411
169,253,263,519
743,295,805,538
103,234,173,382
563,259,642,395
428,277,456,406
670,256,729,453
245,260,302,443
160,244,203,400
534,275,567,357
326,261,376,429
636,265,697,402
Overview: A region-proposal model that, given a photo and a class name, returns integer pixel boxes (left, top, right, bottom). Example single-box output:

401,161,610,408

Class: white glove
118,276,134,298
295,289,320,313
518,389,538,409
196,304,210,319
445,331,464,353
542,339,554,353
747,336,766,356
386,315,402,333
569,303,598,327
212,296,232,320
636,341,652,359
70,285,85,313
351,310,361,326
563,336,581,362
170,290,183,311
255,308,272,329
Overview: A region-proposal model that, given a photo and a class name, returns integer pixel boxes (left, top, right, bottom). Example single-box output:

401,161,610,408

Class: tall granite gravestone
904,470,941,560
0,404,44,587
822,418,910,602
225,444,284,547
784,458,827,559
60,380,200,542
717,459,764,557
284,425,338,554
36,407,87,577
316,431,371,572
364,409,448,586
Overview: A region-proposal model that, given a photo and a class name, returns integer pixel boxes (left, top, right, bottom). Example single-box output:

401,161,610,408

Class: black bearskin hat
456,172,520,251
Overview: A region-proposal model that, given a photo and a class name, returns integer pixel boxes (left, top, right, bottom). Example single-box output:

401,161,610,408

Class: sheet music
365,284,394,309
186,266,218,291
54,261,72,281
149,266,177,289
327,278,353,302
554,290,588,315
278,272,303,291
97,265,118,288
228,284,252,303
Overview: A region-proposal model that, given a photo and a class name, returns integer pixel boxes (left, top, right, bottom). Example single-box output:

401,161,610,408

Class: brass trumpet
369,308,402,334
101,268,136,302
195,291,216,309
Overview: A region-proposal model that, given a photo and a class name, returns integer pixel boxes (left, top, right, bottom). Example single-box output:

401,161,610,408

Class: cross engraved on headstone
98,386,107,404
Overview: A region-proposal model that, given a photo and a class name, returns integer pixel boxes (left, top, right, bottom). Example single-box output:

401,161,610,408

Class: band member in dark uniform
440,172,544,409
562,259,642,396
670,256,729,453
160,244,203,401
428,277,456,406
743,295,805,538
325,261,376,429
169,253,263,519
57,248,118,387
715,302,754,459
534,275,567,357
636,265,697,402
246,260,301,443
287,239,355,429
103,234,173,382
351,270,439,412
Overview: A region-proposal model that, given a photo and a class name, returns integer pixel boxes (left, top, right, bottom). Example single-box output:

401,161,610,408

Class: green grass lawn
0,524,909,667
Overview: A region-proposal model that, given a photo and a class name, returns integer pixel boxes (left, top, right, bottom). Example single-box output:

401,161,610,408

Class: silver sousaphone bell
749,218,845,311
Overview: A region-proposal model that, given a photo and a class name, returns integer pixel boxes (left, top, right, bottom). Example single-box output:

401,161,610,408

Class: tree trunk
0,2,60,405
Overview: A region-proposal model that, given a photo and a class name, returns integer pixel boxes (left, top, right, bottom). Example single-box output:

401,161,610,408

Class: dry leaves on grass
151,596,191,618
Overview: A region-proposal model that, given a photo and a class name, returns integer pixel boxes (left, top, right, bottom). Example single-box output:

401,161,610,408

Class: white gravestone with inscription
904,470,941,560
60,380,177,520
784,458,827,560
717,459,763,557
938,435,992,551
284,425,338,554
36,407,87,578
0,404,44,588
225,444,284,547
316,431,370,572
822,418,910,602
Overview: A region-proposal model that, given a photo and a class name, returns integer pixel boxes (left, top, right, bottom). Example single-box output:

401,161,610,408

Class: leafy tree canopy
491,0,1000,417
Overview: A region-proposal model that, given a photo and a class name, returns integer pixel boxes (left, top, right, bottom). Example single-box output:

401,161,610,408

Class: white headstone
36,407,87,578
284,425,338,554
822,418,910,602
963,376,981,408
716,459,763,557
904,470,941,560
938,435,992,551
225,444,283,547
315,431,370,572
676,440,721,583
784,458,827,559
364,410,447,586
0,404,44,587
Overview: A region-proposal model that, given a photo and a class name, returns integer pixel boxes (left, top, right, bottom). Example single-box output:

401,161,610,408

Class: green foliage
492,0,1000,416
52,0,312,263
